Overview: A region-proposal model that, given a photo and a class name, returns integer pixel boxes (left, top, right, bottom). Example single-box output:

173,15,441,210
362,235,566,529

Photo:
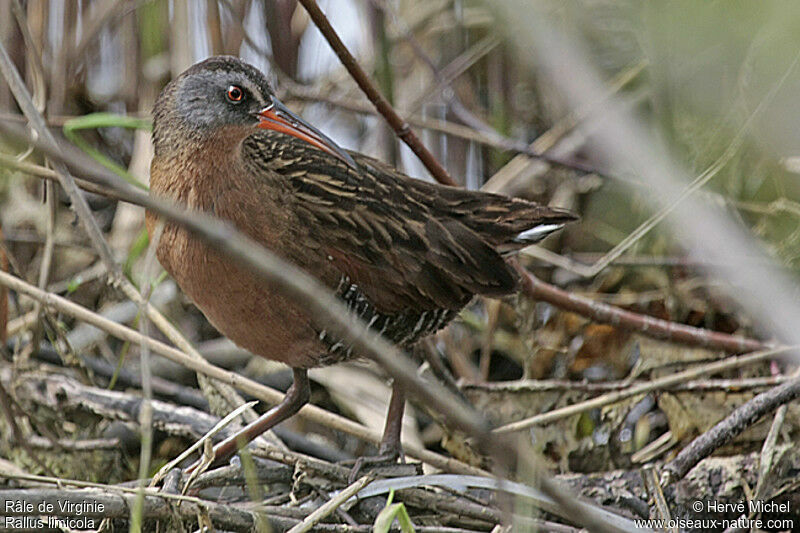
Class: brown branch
295,0,457,186
662,376,800,481
512,261,768,353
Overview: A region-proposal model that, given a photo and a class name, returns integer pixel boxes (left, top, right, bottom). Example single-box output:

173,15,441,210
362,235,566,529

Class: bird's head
152,56,355,167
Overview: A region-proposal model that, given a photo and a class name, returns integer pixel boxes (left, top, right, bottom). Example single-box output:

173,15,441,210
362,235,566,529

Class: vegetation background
1,1,800,531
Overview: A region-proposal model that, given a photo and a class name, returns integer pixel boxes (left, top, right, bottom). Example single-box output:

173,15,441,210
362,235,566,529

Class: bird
146,56,577,471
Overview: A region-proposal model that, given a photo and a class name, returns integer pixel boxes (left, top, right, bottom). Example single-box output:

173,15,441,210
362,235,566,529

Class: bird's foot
344,446,420,483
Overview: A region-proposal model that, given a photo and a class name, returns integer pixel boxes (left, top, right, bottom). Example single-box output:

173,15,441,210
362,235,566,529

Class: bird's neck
150,126,249,210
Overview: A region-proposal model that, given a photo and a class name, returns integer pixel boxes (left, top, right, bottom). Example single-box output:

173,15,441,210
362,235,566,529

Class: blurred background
2,0,800,509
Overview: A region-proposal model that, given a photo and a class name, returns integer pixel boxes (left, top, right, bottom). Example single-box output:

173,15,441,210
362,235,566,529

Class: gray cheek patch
175,76,227,129
176,71,267,130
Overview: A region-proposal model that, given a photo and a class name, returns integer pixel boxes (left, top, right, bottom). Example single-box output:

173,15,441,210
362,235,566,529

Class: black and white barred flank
316,275,457,365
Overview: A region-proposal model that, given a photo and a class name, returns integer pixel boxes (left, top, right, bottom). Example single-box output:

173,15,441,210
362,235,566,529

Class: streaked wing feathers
242,131,575,312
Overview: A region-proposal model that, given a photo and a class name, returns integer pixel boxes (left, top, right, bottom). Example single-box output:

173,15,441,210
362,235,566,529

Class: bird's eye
226,85,244,103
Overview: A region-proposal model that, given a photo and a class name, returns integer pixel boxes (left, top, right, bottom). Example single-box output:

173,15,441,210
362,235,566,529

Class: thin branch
284,85,598,174
286,475,373,533
0,224,6,345
131,222,161,530
493,345,795,434
464,375,791,394
296,0,456,186
513,261,768,354
755,404,788,498
662,376,800,482
640,466,672,527
35,180,56,299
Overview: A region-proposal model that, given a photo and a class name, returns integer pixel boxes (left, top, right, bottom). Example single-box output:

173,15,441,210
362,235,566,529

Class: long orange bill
256,98,358,170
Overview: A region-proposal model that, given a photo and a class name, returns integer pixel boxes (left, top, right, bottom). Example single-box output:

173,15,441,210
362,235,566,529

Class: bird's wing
241,131,572,312
359,153,578,252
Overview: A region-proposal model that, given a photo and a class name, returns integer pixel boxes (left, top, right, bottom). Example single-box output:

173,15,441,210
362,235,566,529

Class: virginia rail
146,56,576,470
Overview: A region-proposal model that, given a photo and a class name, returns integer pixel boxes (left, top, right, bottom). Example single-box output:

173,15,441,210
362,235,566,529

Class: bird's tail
455,194,578,255
499,207,577,254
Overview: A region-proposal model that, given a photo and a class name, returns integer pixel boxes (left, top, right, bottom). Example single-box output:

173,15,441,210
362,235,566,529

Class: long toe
346,450,420,484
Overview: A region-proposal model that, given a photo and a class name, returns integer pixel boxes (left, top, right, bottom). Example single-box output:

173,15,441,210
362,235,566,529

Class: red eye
226,85,244,103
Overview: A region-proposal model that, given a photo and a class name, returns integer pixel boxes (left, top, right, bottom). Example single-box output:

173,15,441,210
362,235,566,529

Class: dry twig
662,376,800,482
493,345,795,433
514,261,767,354
286,475,373,533
296,0,456,186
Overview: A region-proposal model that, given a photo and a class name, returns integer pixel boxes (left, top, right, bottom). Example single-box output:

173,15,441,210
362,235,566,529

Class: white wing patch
513,223,565,244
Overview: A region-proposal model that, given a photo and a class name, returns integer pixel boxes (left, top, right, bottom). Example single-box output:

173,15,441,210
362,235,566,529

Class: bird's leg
347,381,408,482
377,382,405,458
186,368,310,474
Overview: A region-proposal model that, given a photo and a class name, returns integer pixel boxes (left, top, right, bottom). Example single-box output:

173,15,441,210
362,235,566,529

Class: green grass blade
374,489,415,533
63,112,151,190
